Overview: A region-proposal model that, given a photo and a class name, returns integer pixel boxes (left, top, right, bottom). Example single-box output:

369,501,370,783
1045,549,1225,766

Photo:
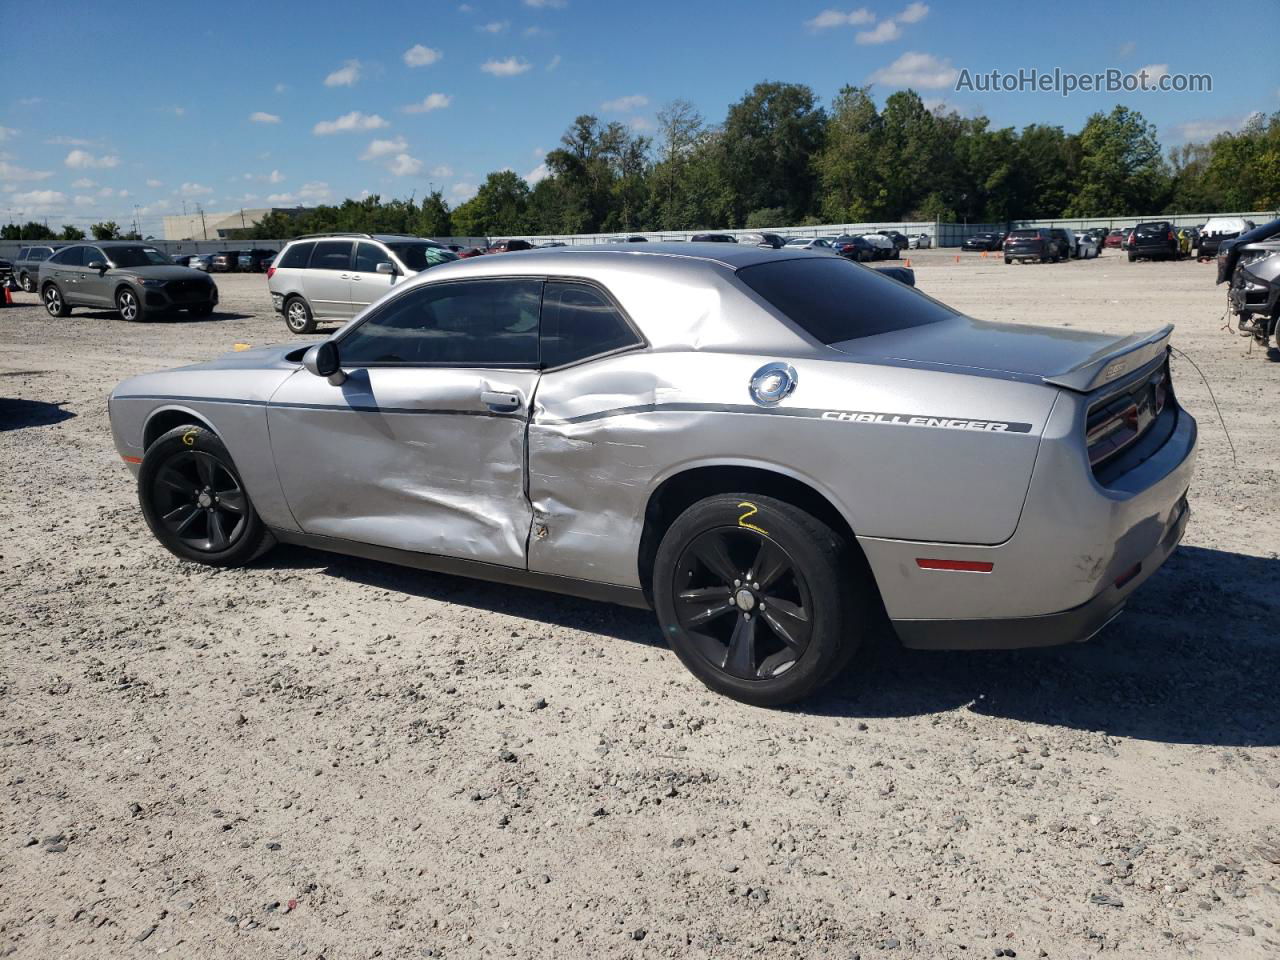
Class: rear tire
19,272,35,293
1128,251,1137,263
1004,256,1012,265
284,296,316,334
42,283,70,317
652,493,867,707
138,425,273,567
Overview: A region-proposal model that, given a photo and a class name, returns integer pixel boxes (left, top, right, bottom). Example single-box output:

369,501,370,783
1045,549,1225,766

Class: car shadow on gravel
69,309,252,323
262,544,662,646
0,397,76,431
811,545,1280,747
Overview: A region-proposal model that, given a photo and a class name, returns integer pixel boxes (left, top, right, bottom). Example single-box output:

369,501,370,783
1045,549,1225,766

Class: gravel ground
1,251,1278,960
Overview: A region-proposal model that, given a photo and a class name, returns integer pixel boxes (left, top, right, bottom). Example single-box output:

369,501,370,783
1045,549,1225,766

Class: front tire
43,283,70,317
116,286,144,322
138,425,273,567
19,272,35,293
653,493,867,706
1128,251,1137,263
284,296,315,334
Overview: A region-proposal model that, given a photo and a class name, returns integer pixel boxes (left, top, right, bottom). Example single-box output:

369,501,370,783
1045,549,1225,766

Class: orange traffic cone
3,287,12,306
954,255,960,263
904,258,911,268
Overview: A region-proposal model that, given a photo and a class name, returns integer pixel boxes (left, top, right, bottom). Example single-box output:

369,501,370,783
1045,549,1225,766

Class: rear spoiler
1043,324,1173,393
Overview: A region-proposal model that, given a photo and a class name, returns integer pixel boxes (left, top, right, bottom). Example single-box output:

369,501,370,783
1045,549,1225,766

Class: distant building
162,207,310,240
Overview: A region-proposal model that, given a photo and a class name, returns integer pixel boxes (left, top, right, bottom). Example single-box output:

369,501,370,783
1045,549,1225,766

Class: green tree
2,221,56,240
718,82,826,225
451,170,531,237
90,221,121,240
59,224,86,240
416,190,453,237
1066,106,1168,216
816,85,884,223
1014,124,1080,218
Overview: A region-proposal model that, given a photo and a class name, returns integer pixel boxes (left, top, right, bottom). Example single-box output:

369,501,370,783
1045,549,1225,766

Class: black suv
962,232,1004,252
13,244,64,292
1004,229,1067,264
1127,221,1180,262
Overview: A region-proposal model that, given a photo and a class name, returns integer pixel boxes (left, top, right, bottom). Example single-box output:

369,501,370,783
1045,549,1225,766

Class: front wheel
43,284,70,317
284,296,315,334
116,286,144,322
653,493,867,706
19,272,35,293
138,425,273,567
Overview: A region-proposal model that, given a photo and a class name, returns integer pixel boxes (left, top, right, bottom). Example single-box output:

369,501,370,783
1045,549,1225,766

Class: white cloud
868,51,959,89
388,154,422,176
450,181,478,201
313,111,390,135
523,0,566,6
166,106,186,117
1171,112,1261,143
404,44,442,67
431,164,454,177
146,178,163,188
1134,63,1169,87
547,54,561,71
249,111,281,124
178,182,214,197
857,20,901,44
0,126,17,141
896,2,929,23
362,136,408,160
628,115,656,133
71,177,95,189
74,195,96,207
65,149,120,169
479,20,509,32
601,94,648,112
97,186,117,197
523,25,550,37
324,60,361,87
806,7,874,29
0,156,53,181
267,181,331,205
44,136,97,146
11,189,66,210
524,162,550,185
403,93,452,113
267,169,285,184
481,57,532,77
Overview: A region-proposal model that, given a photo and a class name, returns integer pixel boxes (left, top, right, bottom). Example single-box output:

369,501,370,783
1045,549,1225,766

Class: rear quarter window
278,241,316,269
737,257,955,345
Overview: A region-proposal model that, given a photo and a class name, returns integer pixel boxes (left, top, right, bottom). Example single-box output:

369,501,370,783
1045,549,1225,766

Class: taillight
267,267,276,279
1087,364,1168,469
1167,231,1174,241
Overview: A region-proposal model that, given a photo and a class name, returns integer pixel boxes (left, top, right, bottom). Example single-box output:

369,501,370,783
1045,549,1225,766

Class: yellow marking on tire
737,501,768,536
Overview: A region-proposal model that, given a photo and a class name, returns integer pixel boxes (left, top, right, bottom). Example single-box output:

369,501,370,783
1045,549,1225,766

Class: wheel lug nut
734,579,741,587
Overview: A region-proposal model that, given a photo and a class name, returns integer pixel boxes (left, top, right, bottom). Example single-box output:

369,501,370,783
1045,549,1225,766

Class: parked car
1104,229,1126,249
1004,228,1067,264
170,254,194,267
606,236,649,244
1198,217,1255,260
690,233,738,243
738,232,786,249
488,239,534,254
962,232,1004,252
186,254,212,272
238,249,278,273
876,231,909,251
1066,229,1100,259
1127,221,1181,262
209,251,243,273
861,234,896,260
38,241,218,321
457,247,486,258
907,233,932,249
830,235,875,262
267,233,460,334
13,244,65,292
1217,217,1280,349
782,237,835,250
109,242,1197,707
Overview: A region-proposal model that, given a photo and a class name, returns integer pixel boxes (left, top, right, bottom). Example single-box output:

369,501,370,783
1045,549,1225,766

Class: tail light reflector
267,267,276,279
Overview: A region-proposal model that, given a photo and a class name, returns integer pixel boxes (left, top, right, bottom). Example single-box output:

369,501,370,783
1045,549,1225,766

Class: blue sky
1,0,1272,233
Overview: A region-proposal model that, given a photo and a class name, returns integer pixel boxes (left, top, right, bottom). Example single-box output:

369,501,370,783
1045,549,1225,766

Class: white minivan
268,233,458,334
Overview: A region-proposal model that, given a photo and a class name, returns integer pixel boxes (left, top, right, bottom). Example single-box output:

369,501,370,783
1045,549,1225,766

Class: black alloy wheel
150,447,248,553
672,527,814,681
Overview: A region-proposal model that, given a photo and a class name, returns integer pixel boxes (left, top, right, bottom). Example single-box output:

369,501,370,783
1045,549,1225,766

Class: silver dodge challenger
109,243,1197,706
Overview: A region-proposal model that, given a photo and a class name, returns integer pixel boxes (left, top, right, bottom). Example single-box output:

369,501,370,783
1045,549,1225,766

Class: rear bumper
892,492,1189,649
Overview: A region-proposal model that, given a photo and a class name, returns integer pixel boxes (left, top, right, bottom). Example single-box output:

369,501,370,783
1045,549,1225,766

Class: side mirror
87,260,108,272
375,261,397,275
302,341,347,386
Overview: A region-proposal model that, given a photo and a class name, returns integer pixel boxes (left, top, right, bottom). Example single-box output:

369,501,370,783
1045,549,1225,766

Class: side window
17,248,29,260
340,279,542,367
33,248,52,261
50,246,84,266
309,240,352,271
540,281,642,368
354,242,386,273
84,247,106,266
277,241,315,269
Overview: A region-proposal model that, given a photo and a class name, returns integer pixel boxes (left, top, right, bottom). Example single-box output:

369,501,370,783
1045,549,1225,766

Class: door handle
339,273,351,279
480,390,521,412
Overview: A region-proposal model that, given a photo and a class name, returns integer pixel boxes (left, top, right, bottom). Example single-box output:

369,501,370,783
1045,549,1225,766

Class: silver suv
267,233,458,334
14,244,63,292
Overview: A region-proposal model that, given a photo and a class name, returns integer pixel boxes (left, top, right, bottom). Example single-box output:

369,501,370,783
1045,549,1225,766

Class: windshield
386,243,459,272
109,246,172,267
738,257,955,344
